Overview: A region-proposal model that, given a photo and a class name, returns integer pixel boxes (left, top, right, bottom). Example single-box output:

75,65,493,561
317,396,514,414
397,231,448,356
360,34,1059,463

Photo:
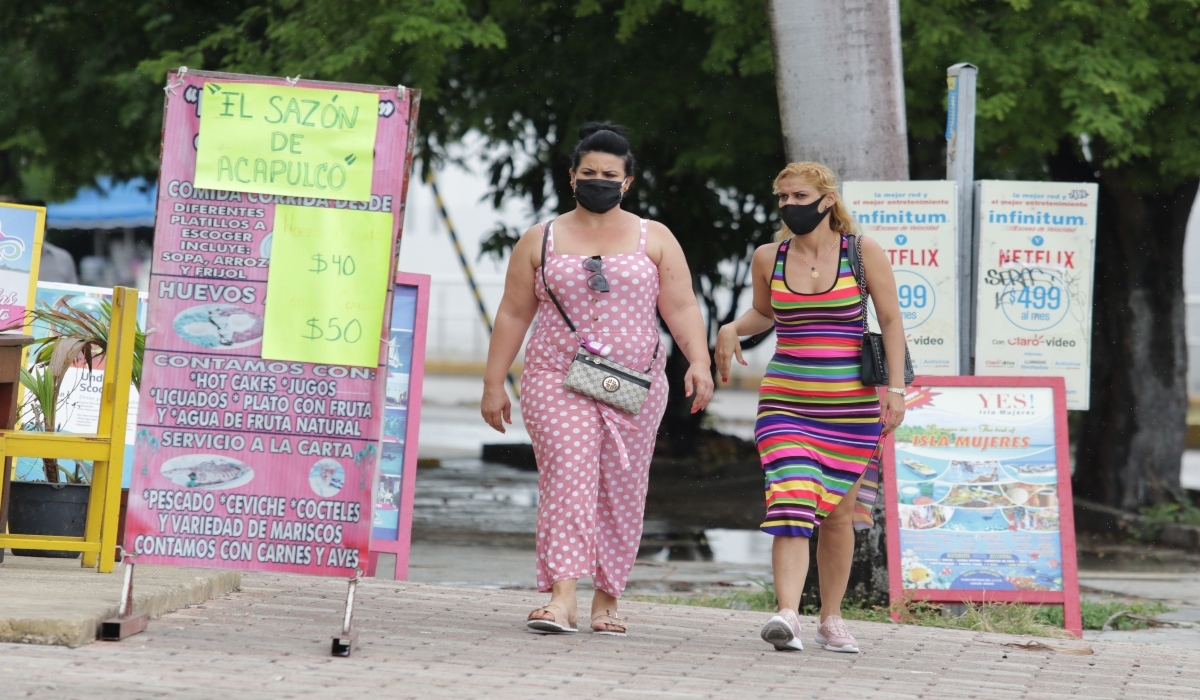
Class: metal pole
331,570,362,656
946,63,978,375
424,169,520,399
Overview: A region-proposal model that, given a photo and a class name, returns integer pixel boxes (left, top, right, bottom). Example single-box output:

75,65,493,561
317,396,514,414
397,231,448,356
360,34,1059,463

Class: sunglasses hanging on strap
540,220,658,414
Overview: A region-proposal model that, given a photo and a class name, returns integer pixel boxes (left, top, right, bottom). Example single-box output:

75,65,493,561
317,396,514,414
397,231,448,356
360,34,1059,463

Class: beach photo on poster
379,441,404,476
943,460,1007,484
1004,506,1060,532
386,372,410,408
899,504,950,530
897,482,951,506
387,329,414,372
173,303,264,349
160,454,254,489
383,408,407,442
940,484,1011,508
897,455,947,480
941,507,1013,532
308,458,345,497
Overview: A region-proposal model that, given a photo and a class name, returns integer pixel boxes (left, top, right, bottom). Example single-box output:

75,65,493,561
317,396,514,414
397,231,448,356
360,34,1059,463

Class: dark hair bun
578,121,629,141
572,121,636,175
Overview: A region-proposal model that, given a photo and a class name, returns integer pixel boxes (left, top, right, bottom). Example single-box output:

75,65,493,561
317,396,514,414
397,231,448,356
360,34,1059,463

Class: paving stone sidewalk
3,572,1197,699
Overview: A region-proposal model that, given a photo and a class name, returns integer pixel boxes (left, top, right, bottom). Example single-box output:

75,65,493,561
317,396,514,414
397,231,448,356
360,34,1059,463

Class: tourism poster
884,376,1082,635
843,181,957,374
124,69,420,577
367,272,429,580
14,282,148,487
0,202,45,325
972,181,1098,409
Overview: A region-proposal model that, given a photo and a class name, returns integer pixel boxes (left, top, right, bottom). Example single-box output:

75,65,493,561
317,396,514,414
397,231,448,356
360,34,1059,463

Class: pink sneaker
760,609,803,651
815,615,859,653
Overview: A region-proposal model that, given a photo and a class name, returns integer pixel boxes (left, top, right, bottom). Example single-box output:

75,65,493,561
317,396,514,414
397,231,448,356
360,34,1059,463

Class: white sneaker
760,609,803,651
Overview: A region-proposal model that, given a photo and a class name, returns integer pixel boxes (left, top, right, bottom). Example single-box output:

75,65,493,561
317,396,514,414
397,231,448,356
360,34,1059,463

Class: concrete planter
7,481,90,558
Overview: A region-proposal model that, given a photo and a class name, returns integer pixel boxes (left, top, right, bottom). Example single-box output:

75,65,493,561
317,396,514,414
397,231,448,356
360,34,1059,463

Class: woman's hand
481,383,512,433
881,390,905,435
714,324,747,384
684,363,714,413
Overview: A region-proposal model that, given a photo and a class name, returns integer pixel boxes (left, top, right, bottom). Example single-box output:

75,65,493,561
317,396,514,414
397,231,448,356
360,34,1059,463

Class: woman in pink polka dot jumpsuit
482,123,713,636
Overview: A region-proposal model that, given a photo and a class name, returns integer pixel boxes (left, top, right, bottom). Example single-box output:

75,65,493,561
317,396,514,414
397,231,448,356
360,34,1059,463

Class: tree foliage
0,1,264,199
902,0,1200,509
902,0,1200,185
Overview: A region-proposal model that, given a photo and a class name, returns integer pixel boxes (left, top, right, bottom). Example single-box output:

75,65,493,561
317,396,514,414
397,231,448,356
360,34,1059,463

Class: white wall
396,147,534,365
1183,186,1200,396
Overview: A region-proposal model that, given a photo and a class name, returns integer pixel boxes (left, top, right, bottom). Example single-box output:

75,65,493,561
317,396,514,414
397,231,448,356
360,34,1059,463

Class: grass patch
1037,599,1173,631
631,581,1172,635
1140,501,1200,528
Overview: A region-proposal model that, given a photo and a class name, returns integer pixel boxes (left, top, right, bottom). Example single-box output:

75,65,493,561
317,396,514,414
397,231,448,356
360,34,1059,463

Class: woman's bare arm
650,222,714,412
481,225,542,432
715,243,776,381
860,235,907,434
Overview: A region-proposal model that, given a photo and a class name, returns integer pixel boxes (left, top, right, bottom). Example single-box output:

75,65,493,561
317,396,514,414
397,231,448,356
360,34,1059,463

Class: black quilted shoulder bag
847,233,915,387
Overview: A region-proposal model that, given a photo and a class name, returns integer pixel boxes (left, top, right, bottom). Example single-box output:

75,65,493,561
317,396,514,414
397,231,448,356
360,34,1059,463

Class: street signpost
946,63,978,374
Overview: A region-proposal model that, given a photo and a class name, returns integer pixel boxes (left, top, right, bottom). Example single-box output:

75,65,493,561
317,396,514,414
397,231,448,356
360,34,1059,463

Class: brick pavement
3,572,1198,699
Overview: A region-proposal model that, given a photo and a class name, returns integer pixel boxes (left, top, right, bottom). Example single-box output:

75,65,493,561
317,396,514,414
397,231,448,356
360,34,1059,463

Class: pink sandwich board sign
883,375,1082,636
124,69,421,578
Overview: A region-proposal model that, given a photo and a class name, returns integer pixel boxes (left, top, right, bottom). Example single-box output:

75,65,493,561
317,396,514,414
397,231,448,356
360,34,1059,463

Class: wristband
886,387,905,395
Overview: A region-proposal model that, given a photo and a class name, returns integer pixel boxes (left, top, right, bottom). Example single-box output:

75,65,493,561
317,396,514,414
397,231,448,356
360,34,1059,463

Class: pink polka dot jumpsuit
520,219,668,597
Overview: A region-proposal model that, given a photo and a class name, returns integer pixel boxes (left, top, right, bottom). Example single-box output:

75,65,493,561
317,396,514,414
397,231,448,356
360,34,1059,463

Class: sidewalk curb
0,567,241,648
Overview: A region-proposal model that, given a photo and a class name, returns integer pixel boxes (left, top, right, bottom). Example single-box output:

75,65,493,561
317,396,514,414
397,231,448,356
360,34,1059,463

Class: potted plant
4,299,144,557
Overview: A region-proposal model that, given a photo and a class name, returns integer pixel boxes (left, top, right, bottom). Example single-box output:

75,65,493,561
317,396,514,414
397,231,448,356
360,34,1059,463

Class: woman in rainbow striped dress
715,162,907,654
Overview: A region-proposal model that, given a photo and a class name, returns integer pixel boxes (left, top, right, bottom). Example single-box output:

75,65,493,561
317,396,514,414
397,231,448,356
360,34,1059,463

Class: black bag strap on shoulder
539,219,660,370
540,219,578,335
849,233,869,336
847,232,862,285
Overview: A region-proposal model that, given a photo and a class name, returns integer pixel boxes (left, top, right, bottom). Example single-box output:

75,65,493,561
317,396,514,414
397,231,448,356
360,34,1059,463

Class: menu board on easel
124,68,420,577
884,375,1082,636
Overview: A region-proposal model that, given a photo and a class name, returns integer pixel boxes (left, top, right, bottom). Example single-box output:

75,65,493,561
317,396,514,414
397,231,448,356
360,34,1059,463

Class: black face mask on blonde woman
780,197,830,235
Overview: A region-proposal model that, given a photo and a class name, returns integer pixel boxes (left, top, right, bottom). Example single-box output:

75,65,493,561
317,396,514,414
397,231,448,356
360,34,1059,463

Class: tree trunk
1068,154,1197,509
765,0,909,179
766,0,909,605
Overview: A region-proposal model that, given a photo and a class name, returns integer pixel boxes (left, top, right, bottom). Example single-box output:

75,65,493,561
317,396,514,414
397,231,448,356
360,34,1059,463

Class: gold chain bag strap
540,220,658,415
849,233,915,387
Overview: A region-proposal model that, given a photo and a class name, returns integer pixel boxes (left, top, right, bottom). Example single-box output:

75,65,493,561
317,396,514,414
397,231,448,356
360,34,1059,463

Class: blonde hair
772,161,857,242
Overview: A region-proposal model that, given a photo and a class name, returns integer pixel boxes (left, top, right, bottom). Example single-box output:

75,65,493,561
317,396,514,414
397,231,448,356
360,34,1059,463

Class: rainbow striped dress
756,235,882,537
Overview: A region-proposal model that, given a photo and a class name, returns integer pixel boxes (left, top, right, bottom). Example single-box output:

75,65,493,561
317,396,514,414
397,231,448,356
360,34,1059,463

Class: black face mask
780,197,830,235
574,178,624,214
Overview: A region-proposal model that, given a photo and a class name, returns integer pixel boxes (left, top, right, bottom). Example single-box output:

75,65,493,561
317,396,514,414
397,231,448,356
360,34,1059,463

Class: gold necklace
793,237,838,278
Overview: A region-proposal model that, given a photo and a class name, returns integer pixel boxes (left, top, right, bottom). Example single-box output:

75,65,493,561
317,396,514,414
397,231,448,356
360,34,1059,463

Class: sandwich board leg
331,571,361,657
100,553,149,641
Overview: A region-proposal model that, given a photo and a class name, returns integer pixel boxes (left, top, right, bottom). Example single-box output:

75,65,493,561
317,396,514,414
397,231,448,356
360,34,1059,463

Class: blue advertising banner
884,376,1082,635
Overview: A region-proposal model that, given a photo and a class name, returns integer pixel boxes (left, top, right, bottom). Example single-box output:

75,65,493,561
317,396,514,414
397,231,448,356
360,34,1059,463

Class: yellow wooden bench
0,286,138,572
